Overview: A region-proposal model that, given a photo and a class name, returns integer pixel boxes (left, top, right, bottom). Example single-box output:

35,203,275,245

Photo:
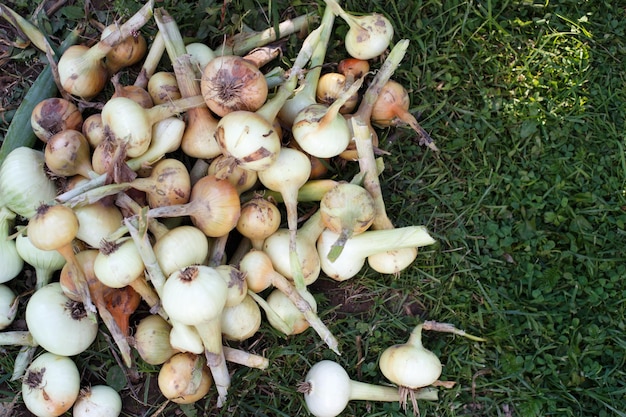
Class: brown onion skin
31,98,83,143
200,55,268,117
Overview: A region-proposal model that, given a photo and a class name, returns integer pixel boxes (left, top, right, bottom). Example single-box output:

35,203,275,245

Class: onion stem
134,31,165,89
0,330,36,346
222,346,268,370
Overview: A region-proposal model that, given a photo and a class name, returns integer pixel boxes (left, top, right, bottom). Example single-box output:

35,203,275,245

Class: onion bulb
236,197,281,250
129,158,191,208
207,155,258,195
147,71,181,104
25,282,98,356
315,72,359,114
102,23,148,74
325,0,394,60
0,147,57,219
200,55,268,117
220,294,262,342
153,225,209,277
22,352,80,417
186,42,216,77
157,352,212,404
0,206,23,284
265,287,316,335
337,57,370,84
82,113,106,149
44,130,95,179
134,314,178,365
299,360,438,417
319,182,375,261
145,174,240,238
371,80,438,152
15,231,66,289
72,385,122,417
31,97,82,142
0,284,17,330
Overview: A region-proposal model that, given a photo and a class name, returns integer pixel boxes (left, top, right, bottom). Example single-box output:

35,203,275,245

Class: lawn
1,0,625,416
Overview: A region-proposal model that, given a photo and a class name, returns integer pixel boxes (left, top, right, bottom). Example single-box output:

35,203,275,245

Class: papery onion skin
31,97,83,142
201,55,268,117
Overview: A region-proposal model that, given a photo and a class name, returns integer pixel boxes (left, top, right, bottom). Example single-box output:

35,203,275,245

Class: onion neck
348,226,435,258
348,380,401,402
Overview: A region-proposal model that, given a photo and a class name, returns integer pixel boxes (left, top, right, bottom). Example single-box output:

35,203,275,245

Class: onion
337,57,370,84
325,0,394,60
94,238,160,310
263,210,326,286
44,129,96,179
15,231,66,289
145,174,240,238
22,352,80,417
220,294,262,342
0,206,23,284
73,200,124,249
27,203,96,314
371,79,438,152
57,0,155,99
147,71,181,104
161,265,230,406
207,155,258,194
265,287,317,336
101,95,205,159
134,314,178,365
25,282,98,356
31,97,82,142
102,23,148,74
315,72,359,114
0,284,17,330
180,105,221,159
317,226,435,281
128,158,191,208
111,73,153,109
157,352,213,404
215,264,248,307
299,360,438,417
236,197,281,250
186,42,216,77
258,147,311,289
72,385,122,417
239,249,339,353
82,113,106,148
200,55,268,117
319,182,376,261
153,225,209,277
214,24,324,173
0,147,57,219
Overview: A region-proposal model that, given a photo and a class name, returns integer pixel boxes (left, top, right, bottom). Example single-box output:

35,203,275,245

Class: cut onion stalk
30,97,82,143
299,360,438,417
324,0,394,60
317,226,436,281
134,31,165,89
320,182,376,261
278,3,337,126
371,79,438,152
236,197,281,250
26,203,96,315
161,265,230,407
154,9,222,160
214,24,324,173
239,249,340,354
57,0,154,99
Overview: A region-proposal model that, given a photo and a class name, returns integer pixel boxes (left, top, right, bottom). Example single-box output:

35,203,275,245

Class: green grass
1,0,626,416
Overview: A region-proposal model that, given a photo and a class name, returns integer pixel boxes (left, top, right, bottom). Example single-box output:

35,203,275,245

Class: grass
1,0,626,416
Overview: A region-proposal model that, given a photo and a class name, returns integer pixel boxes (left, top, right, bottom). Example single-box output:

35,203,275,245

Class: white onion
72,385,122,417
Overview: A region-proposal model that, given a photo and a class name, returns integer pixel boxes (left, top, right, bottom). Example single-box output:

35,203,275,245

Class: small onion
72,385,122,417
31,97,83,142
157,352,213,404
0,284,17,330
